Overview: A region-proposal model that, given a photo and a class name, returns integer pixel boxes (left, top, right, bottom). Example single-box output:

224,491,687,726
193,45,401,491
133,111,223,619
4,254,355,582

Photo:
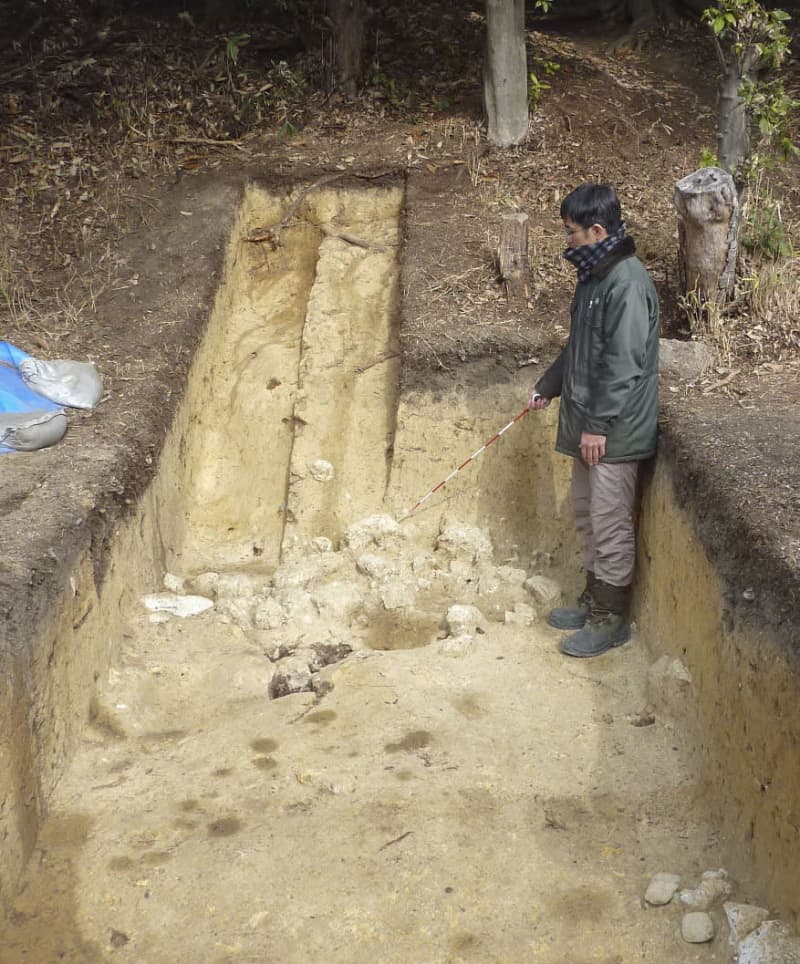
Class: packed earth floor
1,2,800,962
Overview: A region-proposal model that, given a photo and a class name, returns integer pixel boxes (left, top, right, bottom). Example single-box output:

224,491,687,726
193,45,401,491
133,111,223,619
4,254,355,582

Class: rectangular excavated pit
1,183,799,959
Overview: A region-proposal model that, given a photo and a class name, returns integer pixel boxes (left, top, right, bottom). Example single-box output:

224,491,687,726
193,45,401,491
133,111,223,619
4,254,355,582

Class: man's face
563,219,608,249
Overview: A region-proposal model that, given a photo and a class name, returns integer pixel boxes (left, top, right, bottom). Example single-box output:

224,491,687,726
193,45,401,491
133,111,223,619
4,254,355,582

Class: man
529,183,659,658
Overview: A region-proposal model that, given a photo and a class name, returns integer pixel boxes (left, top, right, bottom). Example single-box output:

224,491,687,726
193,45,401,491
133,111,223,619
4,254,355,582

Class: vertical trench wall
637,459,800,927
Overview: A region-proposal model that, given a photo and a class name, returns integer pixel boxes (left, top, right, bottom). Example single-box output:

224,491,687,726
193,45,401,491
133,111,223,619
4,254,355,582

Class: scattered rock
495,565,527,585
309,458,334,481
343,514,402,550
504,602,536,626
356,552,395,579
269,657,313,698
445,604,485,636
438,634,476,657
141,593,213,618
646,655,693,713
435,522,493,565
188,571,265,600
724,902,771,945
379,581,415,611
214,596,254,628
524,574,562,609
253,597,287,631
659,338,713,381
681,911,715,944
737,920,800,963
163,572,185,593
644,872,681,906
310,581,364,623
311,536,333,553
679,869,732,910
305,640,353,672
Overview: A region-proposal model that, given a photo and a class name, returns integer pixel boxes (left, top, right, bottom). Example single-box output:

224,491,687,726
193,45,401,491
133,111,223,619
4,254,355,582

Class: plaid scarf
563,222,627,283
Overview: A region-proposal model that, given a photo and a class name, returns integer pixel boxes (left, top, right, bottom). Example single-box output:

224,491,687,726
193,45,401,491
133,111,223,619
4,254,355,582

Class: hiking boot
547,571,595,630
560,580,632,658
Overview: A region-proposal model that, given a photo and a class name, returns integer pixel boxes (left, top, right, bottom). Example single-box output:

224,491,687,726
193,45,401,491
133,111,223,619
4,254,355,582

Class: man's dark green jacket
535,237,660,462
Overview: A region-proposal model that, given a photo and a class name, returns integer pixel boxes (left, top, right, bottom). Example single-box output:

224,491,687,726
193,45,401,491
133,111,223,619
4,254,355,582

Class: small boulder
343,514,402,551
736,919,800,962
524,575,562,609
356,553,395,580
644,872,681,906
724,902,771,945
269,657,313,698
659,338,713,381
309,459,334,481
445,604,485,636
439,634,476,658
505,602,536,627
380,581,415,611
435,522,493,565
253,597,287,631
646,655,693,713
681,911,715,944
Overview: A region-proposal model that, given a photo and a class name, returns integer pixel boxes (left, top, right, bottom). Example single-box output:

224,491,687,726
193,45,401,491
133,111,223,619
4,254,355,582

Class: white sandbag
19,357,103,409
0,410,68,451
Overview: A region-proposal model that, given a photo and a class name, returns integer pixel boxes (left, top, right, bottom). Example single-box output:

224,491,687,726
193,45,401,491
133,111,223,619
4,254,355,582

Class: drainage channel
0,186,759,963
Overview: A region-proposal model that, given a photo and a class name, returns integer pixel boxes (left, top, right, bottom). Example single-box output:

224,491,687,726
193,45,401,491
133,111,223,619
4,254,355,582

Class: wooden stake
499,211,531,306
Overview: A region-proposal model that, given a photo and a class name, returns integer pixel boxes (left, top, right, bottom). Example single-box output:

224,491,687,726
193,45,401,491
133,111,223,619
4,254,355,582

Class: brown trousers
571,459,639,588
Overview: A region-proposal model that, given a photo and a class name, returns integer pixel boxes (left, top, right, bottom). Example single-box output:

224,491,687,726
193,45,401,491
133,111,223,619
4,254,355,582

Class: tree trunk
484,0,528,147
717,59,749,175
499,212,530,305
325,0,365,98
674,167,739,312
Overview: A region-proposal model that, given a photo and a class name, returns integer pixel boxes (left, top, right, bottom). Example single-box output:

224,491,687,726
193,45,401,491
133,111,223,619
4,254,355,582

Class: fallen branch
320,223,386,252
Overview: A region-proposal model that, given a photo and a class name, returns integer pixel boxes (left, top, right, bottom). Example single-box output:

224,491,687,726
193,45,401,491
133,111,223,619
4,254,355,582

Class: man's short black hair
560,183,622,233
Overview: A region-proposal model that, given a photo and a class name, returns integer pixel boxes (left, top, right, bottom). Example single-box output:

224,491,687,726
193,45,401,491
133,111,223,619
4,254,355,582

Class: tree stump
674,167,739,309
499,212,530,305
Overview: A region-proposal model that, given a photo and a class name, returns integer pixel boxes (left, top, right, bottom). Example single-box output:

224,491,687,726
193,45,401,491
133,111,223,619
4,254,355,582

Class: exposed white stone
679,869,732,910
644,872,682,906
681,911,715,944
435,522,493,564
343,514,402,551
504,602,536,627
275,588,319,626
356,553,395,579
524,574,562,609
310,581,364,623
309,459,334,481
141,593,213,618
647,655,693,712
311,536,334,553
379,581,415,611
445,604,485,636
724,902,771,945
253,597,288,631
737,920,800,963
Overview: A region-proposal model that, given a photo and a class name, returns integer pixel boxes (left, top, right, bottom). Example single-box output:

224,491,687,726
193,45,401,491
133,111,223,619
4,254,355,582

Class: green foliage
700,147,719,166
702,0,796,160
528,60,559,107
741,191,793,259
224,33,250,66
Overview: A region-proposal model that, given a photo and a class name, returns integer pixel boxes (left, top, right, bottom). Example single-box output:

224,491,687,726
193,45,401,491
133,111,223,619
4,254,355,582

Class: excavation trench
2,185,799,961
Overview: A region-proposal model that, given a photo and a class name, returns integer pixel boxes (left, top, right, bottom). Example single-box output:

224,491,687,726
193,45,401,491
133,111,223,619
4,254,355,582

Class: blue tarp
0,341,63,453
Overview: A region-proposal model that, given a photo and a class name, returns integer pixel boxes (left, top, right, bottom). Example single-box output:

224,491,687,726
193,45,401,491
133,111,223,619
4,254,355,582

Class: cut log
499,212,530,305
674,167,739,309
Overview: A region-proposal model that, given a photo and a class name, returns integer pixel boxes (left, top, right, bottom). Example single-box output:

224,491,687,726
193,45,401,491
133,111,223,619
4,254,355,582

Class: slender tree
484,0,529,147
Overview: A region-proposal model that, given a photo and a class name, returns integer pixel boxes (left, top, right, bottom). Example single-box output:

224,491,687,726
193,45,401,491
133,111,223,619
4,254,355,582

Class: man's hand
580,431,606,466
528,389,551,411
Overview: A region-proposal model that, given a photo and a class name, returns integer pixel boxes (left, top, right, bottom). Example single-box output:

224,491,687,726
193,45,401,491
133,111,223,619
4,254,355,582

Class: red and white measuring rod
399,397,540,521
